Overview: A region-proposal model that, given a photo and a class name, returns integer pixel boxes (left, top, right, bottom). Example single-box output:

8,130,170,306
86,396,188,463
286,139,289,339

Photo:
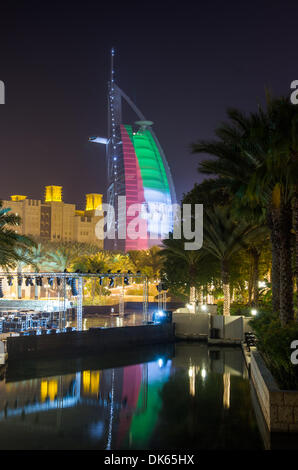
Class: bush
250,310,298,390
216,301,272,317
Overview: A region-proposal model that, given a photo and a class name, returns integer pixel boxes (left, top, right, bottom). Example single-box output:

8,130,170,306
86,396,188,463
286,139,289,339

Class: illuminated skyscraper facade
90,49,176,251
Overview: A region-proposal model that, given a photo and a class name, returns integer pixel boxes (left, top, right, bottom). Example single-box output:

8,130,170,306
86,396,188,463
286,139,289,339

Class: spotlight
251,309,258,316
152,310,172,324
66,277,72,286
109,277,114,288
36,276,43,287
99,276,104,286
71,278,78,296
124,276,129,286
56,277,61,286
47,277,54,287
17,275,22,286
7,275,13,286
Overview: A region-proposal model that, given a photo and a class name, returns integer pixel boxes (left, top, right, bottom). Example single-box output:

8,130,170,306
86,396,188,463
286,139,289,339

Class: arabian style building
2,185,104,247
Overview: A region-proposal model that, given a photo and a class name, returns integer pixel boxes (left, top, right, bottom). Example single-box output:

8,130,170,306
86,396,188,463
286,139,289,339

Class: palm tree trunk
293,188,298,310
279,202,294,325
251,247,260,306
222,260,230,316
189,286,197,308
267,207,280,313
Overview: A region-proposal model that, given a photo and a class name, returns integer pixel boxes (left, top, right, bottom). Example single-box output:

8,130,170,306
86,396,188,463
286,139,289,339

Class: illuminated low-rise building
2,185,104,247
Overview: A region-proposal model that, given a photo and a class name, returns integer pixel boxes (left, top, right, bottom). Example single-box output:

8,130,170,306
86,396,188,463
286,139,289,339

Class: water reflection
0,343,264,450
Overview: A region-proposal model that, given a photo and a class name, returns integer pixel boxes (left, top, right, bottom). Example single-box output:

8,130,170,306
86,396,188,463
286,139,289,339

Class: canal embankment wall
250,350,298,432
6,323,175,360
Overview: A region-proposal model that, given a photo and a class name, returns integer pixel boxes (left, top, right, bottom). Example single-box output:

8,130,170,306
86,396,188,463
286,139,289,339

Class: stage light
36,276,43,287
71,278,78,296
17,276,22,286
124,276,129,286
47,277,54,287
25,276,34,287
152,310,172,324
109,277,114,288
56,277,61,286
7,276,13,286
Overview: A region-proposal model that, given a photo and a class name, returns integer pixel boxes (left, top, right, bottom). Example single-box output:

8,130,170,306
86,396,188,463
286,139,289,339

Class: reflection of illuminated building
40,379,58,402
82,370,100,397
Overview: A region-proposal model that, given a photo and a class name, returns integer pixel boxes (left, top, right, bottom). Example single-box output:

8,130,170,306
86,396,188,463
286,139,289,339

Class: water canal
0,342,265,450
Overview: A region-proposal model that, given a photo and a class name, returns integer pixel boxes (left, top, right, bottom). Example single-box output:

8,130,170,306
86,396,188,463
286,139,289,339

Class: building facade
90,49,176,252
2,186,104,247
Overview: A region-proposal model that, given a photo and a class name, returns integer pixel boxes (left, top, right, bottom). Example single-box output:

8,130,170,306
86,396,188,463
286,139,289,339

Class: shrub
250,310,298,390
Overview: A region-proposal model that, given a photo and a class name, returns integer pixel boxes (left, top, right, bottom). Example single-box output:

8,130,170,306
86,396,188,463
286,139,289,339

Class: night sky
0,0,297,208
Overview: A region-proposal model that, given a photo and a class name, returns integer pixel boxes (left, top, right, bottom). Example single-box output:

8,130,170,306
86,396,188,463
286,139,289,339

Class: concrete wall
7,323,175,360
173,313,210,339
173,312,244,343
251,351,298,432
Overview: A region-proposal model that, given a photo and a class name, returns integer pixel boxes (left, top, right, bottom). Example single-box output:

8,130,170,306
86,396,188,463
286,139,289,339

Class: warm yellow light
40,379,58,402
90,371,100,395
10,195,27,201
40,380,48,402
85,193,103,211
82,370,100,396
45,185,62,202
48,380,58,401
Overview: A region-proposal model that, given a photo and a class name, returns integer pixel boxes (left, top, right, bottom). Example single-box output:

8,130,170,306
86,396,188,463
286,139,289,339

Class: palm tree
128,246,164,281
0,202,34,269
203,206,259,315
45,249,72,272
72,251,111,273
29,243,47,299
160,236,210,306
192,98,298,324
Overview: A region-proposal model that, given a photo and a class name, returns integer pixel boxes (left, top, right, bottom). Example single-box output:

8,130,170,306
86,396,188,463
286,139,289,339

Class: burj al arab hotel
90,49,176,251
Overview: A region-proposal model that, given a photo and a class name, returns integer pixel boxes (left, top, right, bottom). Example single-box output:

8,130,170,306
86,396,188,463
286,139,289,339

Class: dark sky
0,0,297,208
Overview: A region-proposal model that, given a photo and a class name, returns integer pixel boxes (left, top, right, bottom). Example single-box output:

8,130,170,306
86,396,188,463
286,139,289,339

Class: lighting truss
0,272,149,330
